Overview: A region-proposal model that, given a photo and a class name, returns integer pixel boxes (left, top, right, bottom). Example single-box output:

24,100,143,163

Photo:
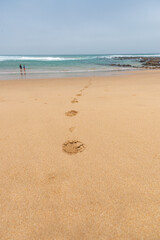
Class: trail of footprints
62,80,92,154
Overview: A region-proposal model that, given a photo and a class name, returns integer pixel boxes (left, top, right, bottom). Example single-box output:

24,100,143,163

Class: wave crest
0,54,160,62
0,56,97,62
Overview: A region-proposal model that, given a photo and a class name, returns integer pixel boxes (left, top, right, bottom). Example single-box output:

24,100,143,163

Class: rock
112,56,160,69
110,64,135,68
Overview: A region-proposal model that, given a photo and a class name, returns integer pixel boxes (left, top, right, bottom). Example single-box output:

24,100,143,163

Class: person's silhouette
19,64,22,75
23,65,26,75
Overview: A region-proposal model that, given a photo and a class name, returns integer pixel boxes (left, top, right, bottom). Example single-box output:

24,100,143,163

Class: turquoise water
0,54,159,80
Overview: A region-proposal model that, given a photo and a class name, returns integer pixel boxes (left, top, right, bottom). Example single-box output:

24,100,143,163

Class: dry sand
0,71,160,239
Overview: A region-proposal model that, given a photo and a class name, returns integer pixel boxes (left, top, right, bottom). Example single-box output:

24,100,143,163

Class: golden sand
0,70,160,239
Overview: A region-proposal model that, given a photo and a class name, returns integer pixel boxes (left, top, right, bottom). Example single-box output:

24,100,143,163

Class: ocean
0,54,159,80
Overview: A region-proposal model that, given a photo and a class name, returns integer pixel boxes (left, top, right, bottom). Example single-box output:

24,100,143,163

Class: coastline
1,70,160,239
1,53,160,80
0,68,160,82
0,67,138,81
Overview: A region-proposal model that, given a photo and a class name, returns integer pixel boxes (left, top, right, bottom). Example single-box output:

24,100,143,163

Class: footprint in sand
84,85,89,89
63,140,85,154
65,110,78,117
76,93,82,97
71,98,78,103
45,171,69,194
69,127,75,132
0,99,6,102
46,171,69,183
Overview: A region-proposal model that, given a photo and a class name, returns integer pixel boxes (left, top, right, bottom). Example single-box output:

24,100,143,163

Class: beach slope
0,71,160,239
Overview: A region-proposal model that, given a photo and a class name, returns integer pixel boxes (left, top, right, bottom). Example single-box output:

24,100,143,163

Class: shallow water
0,54,158,80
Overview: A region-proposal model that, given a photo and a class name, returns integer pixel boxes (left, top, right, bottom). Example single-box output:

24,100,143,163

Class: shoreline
1,54,160,81
1,68,160,82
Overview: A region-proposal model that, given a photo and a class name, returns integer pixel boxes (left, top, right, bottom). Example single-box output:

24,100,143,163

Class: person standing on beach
23,64,26,74
19,64,22,75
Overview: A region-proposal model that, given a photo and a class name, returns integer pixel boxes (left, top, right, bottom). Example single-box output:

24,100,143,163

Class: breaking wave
0,56,97,62
0,54,160,62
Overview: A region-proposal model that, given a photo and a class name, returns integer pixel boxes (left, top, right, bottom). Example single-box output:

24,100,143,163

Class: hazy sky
0,0,160,54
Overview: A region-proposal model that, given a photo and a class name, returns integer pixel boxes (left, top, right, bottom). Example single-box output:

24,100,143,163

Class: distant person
23,64,26,74
19,64,22,75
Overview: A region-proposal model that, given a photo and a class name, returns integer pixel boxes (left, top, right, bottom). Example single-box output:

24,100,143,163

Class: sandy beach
0,70,160,239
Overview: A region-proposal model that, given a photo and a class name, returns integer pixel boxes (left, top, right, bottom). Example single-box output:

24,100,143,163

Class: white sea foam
98,54,160,59
0,56,97,61
0,54,160,62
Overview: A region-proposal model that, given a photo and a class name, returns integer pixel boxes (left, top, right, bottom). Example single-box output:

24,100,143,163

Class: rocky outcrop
112,57,160,69
142,58,160,67
110,64,135,68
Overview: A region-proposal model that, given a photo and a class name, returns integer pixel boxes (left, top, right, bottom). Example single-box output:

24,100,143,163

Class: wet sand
0,70,160,239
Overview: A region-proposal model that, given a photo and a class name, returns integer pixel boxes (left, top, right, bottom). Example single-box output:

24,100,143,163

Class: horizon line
0,52,160,56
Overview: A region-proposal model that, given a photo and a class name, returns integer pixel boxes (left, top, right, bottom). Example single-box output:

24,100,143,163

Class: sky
0,0,160,55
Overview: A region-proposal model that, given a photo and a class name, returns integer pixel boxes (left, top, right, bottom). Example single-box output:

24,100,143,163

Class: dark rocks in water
114,57,139,60
139,58,148,62
113,56,160,69
138,57,160,68
143,58,160,67
110,64,136,68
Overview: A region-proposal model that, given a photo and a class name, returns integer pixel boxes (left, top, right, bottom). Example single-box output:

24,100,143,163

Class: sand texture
0,71,160,239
